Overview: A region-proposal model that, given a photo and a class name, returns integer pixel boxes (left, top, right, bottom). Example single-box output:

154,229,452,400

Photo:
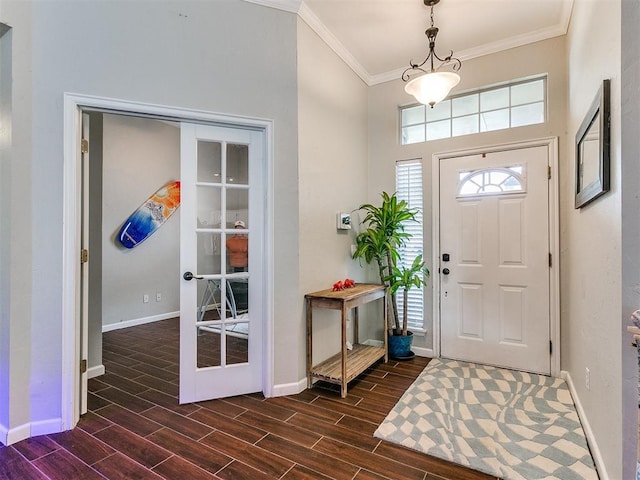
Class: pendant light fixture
402,0,461,108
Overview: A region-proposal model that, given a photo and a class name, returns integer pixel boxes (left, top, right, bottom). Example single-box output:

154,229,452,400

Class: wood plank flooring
0,318,497,480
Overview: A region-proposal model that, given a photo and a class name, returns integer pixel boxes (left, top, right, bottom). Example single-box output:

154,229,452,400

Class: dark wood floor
0,318,497,480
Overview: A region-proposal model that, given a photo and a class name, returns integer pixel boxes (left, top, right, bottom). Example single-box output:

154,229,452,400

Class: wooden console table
305,283,388,398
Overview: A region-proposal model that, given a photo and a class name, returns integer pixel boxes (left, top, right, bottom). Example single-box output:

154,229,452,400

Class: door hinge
81,138,89,154
548,253,552,267
549,340,553,355
81,249,89,264
547,166,551,179
80,359,87,375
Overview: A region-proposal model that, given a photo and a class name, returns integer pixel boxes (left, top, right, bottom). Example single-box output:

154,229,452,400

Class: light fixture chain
401,0,462,107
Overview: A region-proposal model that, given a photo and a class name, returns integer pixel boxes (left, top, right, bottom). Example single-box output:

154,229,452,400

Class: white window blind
395,160,424,332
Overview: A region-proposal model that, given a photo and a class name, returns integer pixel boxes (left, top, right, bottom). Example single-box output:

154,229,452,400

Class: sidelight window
396,160,425,332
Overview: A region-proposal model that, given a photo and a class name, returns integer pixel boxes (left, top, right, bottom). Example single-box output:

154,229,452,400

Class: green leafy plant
388,255,430,336
352,192,424,335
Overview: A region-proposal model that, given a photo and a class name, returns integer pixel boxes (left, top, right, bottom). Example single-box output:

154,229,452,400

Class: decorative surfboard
117,181,181,249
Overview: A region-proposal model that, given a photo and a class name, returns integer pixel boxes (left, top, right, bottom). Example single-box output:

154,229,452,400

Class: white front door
439,145,551,374
179,123,264,403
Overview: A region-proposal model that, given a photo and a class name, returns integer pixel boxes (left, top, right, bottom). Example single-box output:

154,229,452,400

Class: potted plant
387,255,429,358
352,192,428,359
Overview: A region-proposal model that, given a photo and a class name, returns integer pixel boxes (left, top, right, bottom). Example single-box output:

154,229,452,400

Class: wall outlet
143,294,149,304
156,292,162,302
585,367,590,390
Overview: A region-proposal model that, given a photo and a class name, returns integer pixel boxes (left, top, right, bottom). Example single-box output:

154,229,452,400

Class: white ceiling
246,0,574,85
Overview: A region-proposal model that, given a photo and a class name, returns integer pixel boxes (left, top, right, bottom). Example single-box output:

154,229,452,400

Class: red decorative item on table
333,278,356,291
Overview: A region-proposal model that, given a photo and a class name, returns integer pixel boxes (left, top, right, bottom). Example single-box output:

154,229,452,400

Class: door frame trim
62,93,275,429
431,137,560,376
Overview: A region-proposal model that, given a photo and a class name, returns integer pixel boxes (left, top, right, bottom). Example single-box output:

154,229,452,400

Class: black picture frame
575,79,610,209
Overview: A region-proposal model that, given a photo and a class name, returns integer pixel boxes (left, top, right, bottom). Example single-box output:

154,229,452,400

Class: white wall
297,19,370,368
1,0,298,441
367,37,567,350
102,114,180,328
0,22,12,435
0,1,34,444
621,0,640,476
564,1,623,478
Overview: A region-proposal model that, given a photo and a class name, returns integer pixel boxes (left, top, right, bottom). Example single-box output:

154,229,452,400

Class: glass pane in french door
226,144,248,184
226,188,249,272
226,278,249,366
194,139,250,369
225,322,249,365
197,141,222,183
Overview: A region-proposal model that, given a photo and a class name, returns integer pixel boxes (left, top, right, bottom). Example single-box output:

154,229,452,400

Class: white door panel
440,145,550,374
180,123,264,403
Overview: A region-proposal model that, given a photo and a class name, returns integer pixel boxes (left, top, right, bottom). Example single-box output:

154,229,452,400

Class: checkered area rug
374,358,599,480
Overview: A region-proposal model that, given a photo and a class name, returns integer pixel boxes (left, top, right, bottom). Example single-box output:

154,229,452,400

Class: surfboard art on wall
117,181,181,249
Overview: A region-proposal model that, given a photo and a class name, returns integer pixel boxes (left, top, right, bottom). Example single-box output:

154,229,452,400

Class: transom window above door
457,165,526,198
400,76,546,145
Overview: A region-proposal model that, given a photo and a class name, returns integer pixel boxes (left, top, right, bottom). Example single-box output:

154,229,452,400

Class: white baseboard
411,346,434,358
0,418,66,446
270,377,307,397
3,422,30,446
30,418,63,438
102,311,179,332
6,423,30,445
88,365,105,379
0,422,7,446
561,370,609,480
362,339,433,358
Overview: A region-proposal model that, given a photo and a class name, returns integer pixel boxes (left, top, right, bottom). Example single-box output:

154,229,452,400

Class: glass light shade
404,71,461,107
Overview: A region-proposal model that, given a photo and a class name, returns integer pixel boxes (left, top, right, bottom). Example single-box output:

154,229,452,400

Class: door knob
442,268,450,275
183,271,204,281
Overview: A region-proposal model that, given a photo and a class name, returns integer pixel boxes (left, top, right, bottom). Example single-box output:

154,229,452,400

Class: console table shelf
309,344,386,384
305,283,388,397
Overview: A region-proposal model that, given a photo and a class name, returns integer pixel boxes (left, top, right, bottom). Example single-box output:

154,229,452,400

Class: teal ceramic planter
388,331,414,360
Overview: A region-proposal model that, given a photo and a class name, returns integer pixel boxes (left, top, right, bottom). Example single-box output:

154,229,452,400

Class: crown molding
370,21,571,86
243,0,574,87
297,2,371,85
370,68,407,87
455,24,569,65
242,0,302,14
559,0,574,34
241,0,371,84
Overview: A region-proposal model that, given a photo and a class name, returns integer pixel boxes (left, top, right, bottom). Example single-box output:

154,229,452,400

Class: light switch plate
336,212,351,230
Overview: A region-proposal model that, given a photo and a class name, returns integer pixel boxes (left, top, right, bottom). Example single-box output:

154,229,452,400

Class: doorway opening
431,138,560,376
62,93,274,430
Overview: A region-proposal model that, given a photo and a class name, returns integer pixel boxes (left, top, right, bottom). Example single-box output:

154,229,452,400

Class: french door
179,123,265,403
